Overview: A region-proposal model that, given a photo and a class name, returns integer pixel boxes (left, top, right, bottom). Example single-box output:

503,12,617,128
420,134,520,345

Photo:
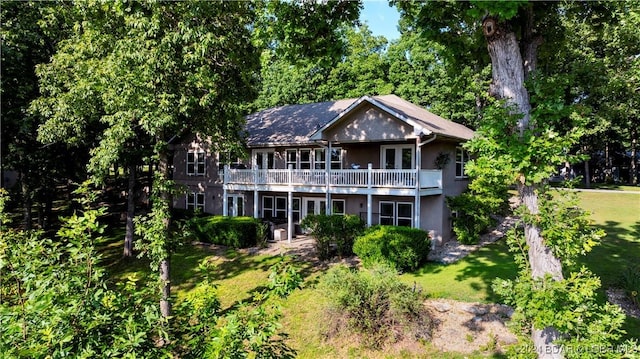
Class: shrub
353,226,431,272
321,264,433,348
620,265,640,308
184,215,267,248
267,261,303,298
300,214,365,260
446,193,498,244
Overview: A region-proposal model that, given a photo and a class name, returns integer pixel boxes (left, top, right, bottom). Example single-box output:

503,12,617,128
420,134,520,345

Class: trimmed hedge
353,226,431,272
185,216,267,248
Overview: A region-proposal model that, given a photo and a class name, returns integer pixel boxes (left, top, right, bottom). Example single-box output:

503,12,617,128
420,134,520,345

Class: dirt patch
425,299,518,354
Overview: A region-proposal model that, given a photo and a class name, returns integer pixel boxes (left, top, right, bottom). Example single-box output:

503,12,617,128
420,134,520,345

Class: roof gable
245,95,474,147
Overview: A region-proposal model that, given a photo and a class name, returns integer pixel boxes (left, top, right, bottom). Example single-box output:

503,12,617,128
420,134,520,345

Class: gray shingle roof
245,95,474,147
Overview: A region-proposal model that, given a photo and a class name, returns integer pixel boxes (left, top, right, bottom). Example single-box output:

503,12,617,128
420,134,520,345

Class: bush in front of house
446,192,499,244
321,264,433,348
353,225,431,272
185,215,267,248
299,214,365,260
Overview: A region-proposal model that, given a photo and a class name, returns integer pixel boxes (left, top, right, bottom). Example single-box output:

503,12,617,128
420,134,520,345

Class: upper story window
218,150,247,170
381,145,414,170
330,148,343,169
187,150,206,176
255,150,275,169
456,147,469,178
286,149,297,169
300,149,311,169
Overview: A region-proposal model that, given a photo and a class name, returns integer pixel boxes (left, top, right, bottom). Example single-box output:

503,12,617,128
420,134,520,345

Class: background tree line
1,1,638,357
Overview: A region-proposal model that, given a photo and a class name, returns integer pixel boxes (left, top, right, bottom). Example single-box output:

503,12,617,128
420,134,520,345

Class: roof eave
309,95,431,140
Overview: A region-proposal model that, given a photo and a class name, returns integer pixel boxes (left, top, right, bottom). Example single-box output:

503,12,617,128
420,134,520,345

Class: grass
400,239,517,303
97,190,639,356
575,191,640,339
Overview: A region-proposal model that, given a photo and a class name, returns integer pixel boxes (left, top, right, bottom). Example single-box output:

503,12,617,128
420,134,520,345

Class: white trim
378,200,414,227
309,96,432,141
379,201,395,225
227,194,245,217
186,191,205,211
253,149,275,169
396,202,413,227
275,196,287,219
331,199,346,215
187,150,206,176
455,147,469,178
380,144,414,170
262,195,274,218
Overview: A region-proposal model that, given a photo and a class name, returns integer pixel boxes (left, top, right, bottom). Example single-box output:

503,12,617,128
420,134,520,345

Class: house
171,95,474,247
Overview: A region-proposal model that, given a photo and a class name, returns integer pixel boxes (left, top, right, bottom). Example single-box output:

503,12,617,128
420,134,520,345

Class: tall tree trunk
157,141,172,320
20,177,32,231
483,14,564,359
630,128,637,185
124,163,136,257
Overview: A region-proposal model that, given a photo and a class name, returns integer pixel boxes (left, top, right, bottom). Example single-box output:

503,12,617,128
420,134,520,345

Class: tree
1,1,85,231
33,0,363,324
33,1,261,321
397,2,627,357
321,25,393,99
387,30,491,129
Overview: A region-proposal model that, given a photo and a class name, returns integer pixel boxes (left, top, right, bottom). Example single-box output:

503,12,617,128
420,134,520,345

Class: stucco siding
324,105,415,143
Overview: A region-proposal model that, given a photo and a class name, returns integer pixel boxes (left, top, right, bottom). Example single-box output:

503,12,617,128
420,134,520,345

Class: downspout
415,133,437,229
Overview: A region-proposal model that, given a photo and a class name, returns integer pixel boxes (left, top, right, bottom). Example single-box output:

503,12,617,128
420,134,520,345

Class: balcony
221,167,443,196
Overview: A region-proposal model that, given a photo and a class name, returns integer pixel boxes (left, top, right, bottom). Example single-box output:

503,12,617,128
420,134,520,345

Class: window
379,202,395,225
330,148,342,169
381,145,414,169
286,150,297,169
379,201,413,226
314,149,326,169
292,198,301,222
275,197,287,219
262,196,274,218
300,149,311,169
187,150,206,176
186,192,205,211
396,202,413,227
227,195,244,217
456,147,469,178
218,151,246,170
332,199,345,215
255,151,275,169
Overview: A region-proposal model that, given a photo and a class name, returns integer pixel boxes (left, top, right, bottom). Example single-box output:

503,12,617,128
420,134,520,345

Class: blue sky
360,1,401,41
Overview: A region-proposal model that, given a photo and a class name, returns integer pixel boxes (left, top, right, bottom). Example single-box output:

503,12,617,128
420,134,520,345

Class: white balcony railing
221,167,442,190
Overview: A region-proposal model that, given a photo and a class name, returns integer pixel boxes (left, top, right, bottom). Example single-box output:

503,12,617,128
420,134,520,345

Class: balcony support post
253,167,259,219
367,163,373,227
223,165,229,216
287,165,293,243
325,142,332,214
415,137,421,228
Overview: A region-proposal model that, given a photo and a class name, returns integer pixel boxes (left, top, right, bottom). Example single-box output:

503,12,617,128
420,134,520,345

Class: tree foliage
0,187,164,358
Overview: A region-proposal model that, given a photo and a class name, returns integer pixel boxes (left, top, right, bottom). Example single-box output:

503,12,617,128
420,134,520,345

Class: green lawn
576,191,640,338
98,190,639,356
400,239,517,303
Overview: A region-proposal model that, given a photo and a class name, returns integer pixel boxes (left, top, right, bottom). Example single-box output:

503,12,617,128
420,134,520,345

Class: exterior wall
421,139,469,196
171,129,471,247
171,134,222,214
324,104,415,142
420,139,470,245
